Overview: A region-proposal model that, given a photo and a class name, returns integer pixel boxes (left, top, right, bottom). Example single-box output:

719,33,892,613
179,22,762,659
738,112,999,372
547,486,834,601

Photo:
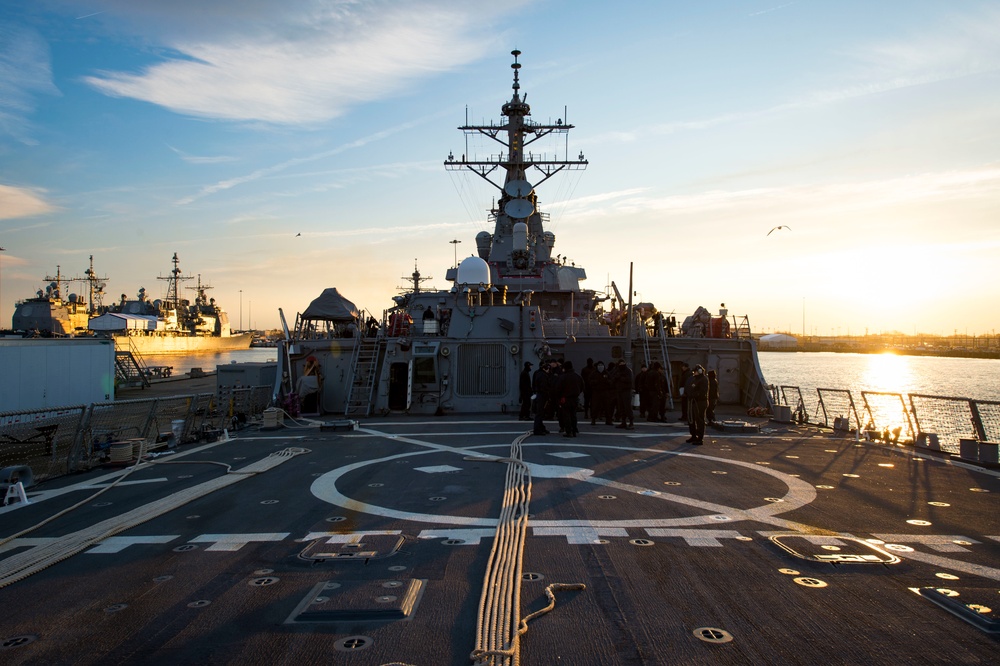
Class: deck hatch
918,587,999,634
286,579,426,625
769,535,900,564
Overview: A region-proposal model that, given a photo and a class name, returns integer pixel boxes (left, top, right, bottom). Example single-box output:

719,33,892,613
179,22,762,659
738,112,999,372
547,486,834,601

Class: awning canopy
300,288,360,322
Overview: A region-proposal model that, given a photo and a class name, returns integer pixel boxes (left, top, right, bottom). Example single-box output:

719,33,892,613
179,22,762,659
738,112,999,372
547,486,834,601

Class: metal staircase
344,339,383,416
115,338,150,388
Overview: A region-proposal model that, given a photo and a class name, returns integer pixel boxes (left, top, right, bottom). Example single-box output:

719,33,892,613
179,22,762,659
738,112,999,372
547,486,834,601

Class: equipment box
217,362,277,392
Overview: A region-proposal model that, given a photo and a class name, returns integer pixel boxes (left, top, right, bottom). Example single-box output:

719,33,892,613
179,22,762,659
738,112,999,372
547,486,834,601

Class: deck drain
711,471,727,475
173,544,198,552
598,495,616,500
936,573,960,580
736,536,753,541
429,496,447,501
388,565,407,572
382,580,403,588
878,463,894,468
376,595,397,603
936,588,959,597
1,635,37,650
842,474,860,478
907,519,932,526
785,455,799,459
522,572,545,581
953,540,972,546
884,544,914,552
254,568,274,575
793,577,828,588
153,575,173,582
630,539,654,547
709,515,731,521
93,502,112,507
368,483,384,488
778,568,800,575
970,488,990,493
639,490,660,496
104,604,128,613
928,502,950,507
187,600,211,608
335,636,373,652
821,545,841,551
442,539,466,545
763,497,784,503
186,515,200,520
595,539,610,544
756,462,771,465
313,596,329,604
664,481,681,486
325,516,346,523
693,627,733,644
323,582,341,590
260,500,279,505
816,485,834,490
178,474,193,479
250,577,279,587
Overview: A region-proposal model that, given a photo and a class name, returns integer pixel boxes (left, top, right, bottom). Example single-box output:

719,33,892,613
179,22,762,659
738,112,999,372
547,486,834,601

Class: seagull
767,225,791,236
296,233,301,237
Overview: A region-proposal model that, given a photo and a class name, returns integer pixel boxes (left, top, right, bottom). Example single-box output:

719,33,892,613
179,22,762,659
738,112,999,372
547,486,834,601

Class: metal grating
455,343,508,396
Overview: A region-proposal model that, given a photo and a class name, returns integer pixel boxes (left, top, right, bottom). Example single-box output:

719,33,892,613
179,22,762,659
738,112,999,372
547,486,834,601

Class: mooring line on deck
468,433,586,666
0,447,309,589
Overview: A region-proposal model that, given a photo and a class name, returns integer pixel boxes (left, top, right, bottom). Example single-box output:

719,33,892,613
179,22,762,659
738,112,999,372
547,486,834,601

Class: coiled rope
0,447,308,589
468,435,585,666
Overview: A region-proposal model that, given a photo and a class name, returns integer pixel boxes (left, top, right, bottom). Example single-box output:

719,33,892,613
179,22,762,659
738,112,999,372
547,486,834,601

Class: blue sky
2,0,998,336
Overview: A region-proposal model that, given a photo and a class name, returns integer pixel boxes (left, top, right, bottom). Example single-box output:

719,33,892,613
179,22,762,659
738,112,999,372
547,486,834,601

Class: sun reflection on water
862,352,914,394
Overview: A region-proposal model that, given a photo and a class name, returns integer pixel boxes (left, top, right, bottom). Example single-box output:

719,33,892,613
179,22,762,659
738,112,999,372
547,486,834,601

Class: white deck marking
86,535,179,553
871,534,980,553
0,537,57,554
414,465,463,474
547,452,590,459
644,529,746,547
311,438,818,529
301,530,401,542
531,526,629,544
189,533,290,551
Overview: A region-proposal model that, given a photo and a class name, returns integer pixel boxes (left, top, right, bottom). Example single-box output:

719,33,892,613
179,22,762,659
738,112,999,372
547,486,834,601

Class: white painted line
532,526,629,544
189,533,291,551
0,537,58,554
414,465,463,474
645,529,746,547
417,528,497,544
871,534,979,552
301,531,401,542
86,535,179,553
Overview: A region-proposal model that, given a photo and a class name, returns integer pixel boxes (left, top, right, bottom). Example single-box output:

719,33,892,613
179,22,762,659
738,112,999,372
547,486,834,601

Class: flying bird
767,225,791,236
296,233,301,237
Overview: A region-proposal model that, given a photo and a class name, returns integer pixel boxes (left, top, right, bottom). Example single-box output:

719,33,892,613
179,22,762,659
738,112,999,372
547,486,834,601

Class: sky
1,0,998,337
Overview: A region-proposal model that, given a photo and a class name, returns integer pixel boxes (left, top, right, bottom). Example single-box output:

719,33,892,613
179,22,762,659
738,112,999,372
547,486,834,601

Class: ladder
344,339,382,416
656,315,675,410
115,338,150,388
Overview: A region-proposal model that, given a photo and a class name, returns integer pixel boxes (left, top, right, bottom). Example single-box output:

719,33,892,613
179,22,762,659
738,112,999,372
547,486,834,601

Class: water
140,348,280,376
758,351,1000,402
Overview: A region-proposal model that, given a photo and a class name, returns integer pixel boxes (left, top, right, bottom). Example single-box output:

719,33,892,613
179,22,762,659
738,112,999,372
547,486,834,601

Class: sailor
685,365,710,445
613,359,634,430
519,362,533,421
581,358,596,419
531,362,553,436
707,369,720,424
648,362,668,422
555,361,584,437
635,363,649,418
590,361,614,426
295,356,323,413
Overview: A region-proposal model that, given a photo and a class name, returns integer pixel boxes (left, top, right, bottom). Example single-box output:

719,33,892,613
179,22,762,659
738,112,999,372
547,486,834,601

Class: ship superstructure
277,51,770,416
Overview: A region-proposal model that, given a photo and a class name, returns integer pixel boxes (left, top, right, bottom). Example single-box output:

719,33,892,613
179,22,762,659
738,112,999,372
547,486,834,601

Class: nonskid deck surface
1,415,998,665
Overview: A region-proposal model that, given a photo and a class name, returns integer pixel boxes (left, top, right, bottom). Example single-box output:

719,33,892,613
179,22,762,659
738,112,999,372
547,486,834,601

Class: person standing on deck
634,363,649,419
519,362,533,421
590,361,614,425
685,365,709,445
581,358,596,420
556,361,585,437
648,362,667,422
613,359,635,430
707,369,720,424
532,362,553,436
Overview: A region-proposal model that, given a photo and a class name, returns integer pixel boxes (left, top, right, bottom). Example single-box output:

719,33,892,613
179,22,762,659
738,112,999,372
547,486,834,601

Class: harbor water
146,348,999,402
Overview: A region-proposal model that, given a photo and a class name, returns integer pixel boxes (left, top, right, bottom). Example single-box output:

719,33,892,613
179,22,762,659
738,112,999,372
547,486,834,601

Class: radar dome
476,231,492,259
457,256,491,286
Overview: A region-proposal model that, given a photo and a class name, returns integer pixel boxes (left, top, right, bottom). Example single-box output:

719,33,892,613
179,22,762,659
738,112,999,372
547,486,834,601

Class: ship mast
444,50,587,276
158,252,193,313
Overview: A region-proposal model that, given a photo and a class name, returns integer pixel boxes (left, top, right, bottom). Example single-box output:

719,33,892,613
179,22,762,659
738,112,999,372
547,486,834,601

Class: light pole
450,239,461,268
248,301,252,333
0,247,5,327
239,289,243,331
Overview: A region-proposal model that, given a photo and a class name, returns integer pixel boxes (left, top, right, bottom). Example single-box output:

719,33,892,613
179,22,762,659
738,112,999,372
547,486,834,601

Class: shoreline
760,345,1000,360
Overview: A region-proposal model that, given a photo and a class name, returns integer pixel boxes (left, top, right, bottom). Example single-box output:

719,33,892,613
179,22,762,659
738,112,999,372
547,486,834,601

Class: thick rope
468,435,585,666
0,447,308,588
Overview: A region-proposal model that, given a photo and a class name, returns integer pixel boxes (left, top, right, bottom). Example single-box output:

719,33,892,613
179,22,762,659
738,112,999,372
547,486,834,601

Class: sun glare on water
862,352,914,394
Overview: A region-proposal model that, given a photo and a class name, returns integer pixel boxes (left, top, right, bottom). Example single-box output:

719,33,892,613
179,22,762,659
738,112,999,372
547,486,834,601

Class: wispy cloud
0,25,60,142
748,2,798,18
0,184,57,220
83,1,520,125
167,144,237,164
